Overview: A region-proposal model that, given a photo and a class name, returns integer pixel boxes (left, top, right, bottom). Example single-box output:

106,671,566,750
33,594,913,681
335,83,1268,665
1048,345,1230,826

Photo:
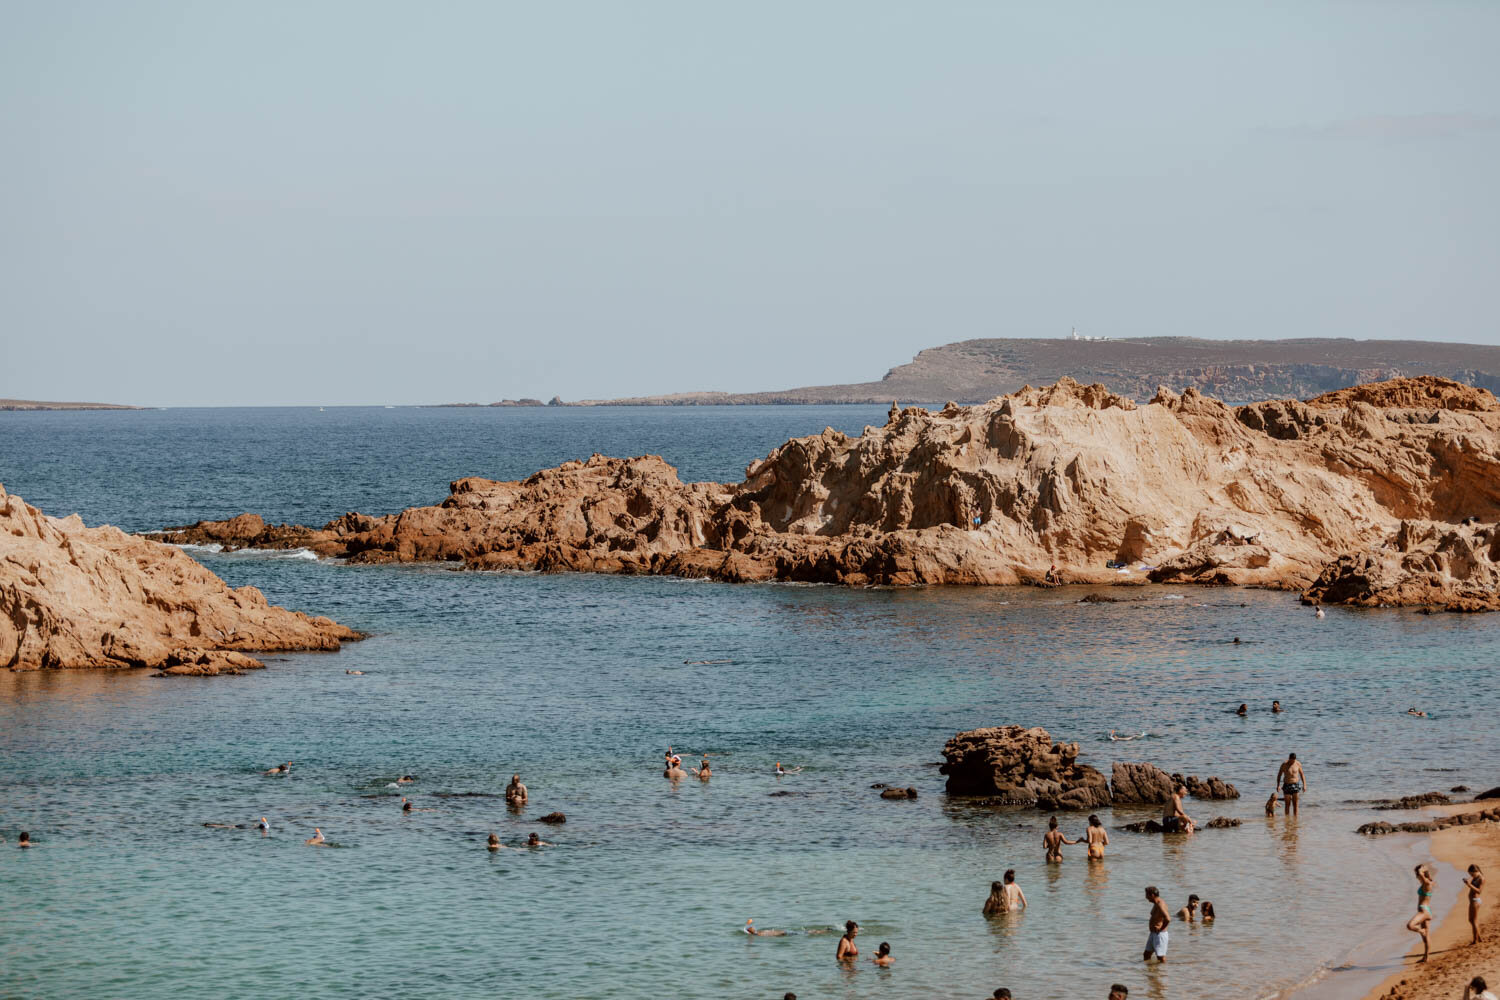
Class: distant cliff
562,337,1500,405
0,398,140,411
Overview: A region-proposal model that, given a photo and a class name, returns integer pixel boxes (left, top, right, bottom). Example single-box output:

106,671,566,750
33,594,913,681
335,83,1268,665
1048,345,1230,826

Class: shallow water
2,406,1496,999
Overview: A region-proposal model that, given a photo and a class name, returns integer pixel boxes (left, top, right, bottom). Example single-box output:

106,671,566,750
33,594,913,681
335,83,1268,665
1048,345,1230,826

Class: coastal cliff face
0,485,360,671
159,377,1500,610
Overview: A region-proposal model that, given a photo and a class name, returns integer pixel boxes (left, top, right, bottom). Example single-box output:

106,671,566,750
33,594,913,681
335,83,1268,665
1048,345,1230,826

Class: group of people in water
1406,862,1485,963
252,766,554,851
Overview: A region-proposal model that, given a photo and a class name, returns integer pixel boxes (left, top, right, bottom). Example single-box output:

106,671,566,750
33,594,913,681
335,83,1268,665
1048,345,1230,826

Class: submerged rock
537,812,566,824
1372,792,1452,810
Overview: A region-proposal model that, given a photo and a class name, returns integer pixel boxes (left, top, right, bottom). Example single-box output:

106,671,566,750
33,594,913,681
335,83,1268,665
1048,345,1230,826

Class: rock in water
1179,774,1240,800
1110,762,1177,805
537,812,566,824
155,376,1500,608
0,485,359,671
940,726,1110,810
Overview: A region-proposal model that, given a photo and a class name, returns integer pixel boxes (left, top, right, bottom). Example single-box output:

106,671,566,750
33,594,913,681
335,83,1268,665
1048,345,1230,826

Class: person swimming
1271,700,1283,713
17,831,32,848
775,762,802,775
744,919,787,937
1108,730,1147,741
1200,900,1216,921
305,827,326,846
835,921,859,961
345,669,364,675
1085,814,1109,859
526,832,552,847
1236,703,1248,716
487,832,503,851
1407,707,1428,718
257,816,271,834
401,797,413,813
872,941,893,967
263,761,293,775
1175,894,1200,921
1315,606,1325,618
397,775,416,784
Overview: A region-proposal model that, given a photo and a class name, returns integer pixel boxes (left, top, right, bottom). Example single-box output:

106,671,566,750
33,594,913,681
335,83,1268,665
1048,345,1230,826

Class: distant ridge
0,398,140,411
557,337,1500,406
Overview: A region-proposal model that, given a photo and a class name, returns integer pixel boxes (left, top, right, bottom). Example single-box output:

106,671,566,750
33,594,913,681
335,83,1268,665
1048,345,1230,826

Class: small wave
175,542,224,553
174,542,319,561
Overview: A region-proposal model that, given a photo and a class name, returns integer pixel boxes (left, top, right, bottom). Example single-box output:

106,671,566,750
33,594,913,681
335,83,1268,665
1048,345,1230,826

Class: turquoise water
2,407,1496,999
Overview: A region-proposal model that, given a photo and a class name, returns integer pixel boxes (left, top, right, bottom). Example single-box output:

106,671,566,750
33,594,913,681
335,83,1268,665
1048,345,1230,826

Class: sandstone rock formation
940,726,1111,810
0,485,359,671
158,376,1500,609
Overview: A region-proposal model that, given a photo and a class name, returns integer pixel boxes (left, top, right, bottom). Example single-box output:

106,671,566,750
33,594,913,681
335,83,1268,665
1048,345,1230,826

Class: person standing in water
1271,700,1283,713
871,942,893,967
984,870,1027,915
1142,886,1170,963
1406,864,1435,962
17,832,32,848
487,833,503,851
505,774,528,805
1086,814,1110,859
1466,864,1485,945
1175,895,1200,921
835,921,859,961
1043,816,1078,861
1275,753,1307,816
1162,784,1195,834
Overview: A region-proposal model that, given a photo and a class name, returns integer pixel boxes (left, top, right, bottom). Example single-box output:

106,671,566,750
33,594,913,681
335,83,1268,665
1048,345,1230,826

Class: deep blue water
1,406,1496,1000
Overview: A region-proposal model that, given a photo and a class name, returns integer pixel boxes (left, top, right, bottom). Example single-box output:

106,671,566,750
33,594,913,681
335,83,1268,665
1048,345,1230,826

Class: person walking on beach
984,870,1028,915
1465,864,1485,944
1406,863,1435,962
1086,814,1109,859
835,921,859,961
1275,753,1306,816
505,774,528,805
1143,886,1170,962
1044,816,1078,860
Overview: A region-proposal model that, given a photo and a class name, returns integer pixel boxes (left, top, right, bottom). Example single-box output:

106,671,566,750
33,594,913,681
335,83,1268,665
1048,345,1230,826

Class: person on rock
1275,753,1307,816
1162,785,1195,834
1142,886,1170,963
505,774,528,805
1043,815,1078,860
1085,814,1110,859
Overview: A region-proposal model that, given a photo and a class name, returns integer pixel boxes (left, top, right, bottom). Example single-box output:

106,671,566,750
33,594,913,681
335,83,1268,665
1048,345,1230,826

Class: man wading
1275,753,1307,816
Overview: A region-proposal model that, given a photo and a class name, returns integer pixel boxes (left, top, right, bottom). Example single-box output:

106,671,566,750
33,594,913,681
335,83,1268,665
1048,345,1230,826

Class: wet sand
1365,802,1500,1000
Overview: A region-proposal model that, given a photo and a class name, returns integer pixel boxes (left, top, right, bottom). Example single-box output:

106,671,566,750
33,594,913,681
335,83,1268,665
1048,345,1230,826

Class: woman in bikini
835,921,860,961
1466,864,1485,945
1406,864,1435,962
1085,814,1109,860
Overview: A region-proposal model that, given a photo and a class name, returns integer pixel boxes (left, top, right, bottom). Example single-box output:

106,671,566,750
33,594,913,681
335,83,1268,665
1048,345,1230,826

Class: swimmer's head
1004,869,1015,884
1188,894,1199,905
990,880,1003,892
1088,814,1102,827
1047,816,1058,829
1145,885,1159,900
876,942,890,957
487,832,499,845
843,920,858,935
528,833,540,845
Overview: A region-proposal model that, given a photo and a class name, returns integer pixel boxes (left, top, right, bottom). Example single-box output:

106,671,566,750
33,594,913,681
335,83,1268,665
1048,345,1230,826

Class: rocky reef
0,485,360,672
158,376,1500,610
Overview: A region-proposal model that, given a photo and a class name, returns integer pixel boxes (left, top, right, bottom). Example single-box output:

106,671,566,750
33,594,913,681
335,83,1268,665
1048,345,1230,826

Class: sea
1,405,1496,1000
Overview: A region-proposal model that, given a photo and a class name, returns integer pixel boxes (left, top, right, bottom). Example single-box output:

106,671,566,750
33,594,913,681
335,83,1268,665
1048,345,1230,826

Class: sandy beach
1366,802,1500,1000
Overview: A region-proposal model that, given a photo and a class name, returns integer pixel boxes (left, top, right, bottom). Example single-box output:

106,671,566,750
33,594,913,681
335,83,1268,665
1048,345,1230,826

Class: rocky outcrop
1371,792,1452,810
157,377,1500,608
1109,763,1239,804
1110,762,1177,805
878,787,919,800
1120,816,1240,833
940,726,1111,810
0,485,360,671
1358,806,1500,835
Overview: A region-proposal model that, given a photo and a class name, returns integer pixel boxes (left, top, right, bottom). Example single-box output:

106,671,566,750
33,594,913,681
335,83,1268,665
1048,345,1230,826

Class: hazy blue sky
3,2,1497,405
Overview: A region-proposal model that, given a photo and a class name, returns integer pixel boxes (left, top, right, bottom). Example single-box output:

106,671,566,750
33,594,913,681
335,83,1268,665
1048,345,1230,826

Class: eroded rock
941,726,1110,810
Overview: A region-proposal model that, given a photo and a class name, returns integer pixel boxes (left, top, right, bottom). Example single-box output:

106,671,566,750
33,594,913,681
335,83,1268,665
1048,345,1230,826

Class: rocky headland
0,485,360,672
158,376,1500,611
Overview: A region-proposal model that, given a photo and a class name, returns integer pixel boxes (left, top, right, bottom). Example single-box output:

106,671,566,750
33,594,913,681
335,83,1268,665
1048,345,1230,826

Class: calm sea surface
2,406,1496,1000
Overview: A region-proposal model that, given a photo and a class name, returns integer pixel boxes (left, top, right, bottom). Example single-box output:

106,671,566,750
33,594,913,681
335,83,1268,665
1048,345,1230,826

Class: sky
2,2,1498,406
